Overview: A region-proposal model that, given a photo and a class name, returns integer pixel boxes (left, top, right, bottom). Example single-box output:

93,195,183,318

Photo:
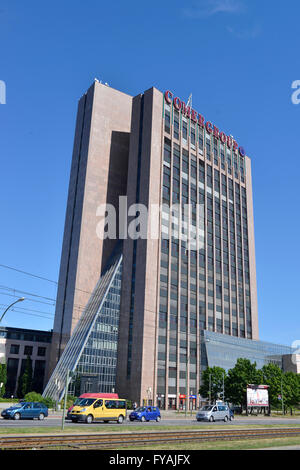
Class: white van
196,404,231,422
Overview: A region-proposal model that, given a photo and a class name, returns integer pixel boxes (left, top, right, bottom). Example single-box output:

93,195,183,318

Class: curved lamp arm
0,298,25,323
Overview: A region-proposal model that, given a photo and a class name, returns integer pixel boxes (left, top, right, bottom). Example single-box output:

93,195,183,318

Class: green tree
225,358,262,409
24,391,44,402
24,391,55,409
199,366,226,403
0,362,7,398
17,356,33,398
261,363,283,408
59,394,75,410
282,371,300,414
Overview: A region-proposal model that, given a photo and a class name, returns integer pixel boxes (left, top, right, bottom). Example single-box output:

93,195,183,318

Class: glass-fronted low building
201,330,295,372
73,259,122,394
43,245,122,401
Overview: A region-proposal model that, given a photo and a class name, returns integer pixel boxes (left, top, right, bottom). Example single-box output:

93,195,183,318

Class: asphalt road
1,415,300,429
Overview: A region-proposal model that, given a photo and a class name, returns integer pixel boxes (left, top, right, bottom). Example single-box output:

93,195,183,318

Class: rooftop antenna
187,93,192,109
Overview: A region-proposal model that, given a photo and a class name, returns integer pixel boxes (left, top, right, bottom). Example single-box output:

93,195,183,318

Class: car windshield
200,406,213,411
72,399,81,406
12,404,22,408
76,398,95,407
135,407,147,412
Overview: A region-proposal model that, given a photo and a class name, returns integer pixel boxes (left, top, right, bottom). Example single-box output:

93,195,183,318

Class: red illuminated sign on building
164,90,246,157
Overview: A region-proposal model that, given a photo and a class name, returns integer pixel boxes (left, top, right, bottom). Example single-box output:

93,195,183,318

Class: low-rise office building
0,326,52,397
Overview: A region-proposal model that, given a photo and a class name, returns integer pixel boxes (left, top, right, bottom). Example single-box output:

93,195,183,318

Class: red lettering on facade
173,97,181,111
164,90,246,156
181,101,191,118
191,109,198,122
206,121,213,134
227,136,233,149
164,90,173,105
181,101,187,114
198,114,205,127
213,126,219,139
219,132,227,144
186,107,191,118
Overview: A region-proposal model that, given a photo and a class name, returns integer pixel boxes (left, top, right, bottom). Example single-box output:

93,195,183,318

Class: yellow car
69,397,127,424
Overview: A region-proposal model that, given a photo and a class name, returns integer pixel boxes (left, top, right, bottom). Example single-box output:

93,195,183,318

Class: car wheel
38,413,45,421
224,415,228,422
156,416,161,422
86,414,93,424
209,416,214,422
117,415,124,424
13,413,21,421
141,416,146,422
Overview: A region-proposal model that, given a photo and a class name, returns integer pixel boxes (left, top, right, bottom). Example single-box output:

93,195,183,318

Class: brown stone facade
115,88,163,404
47,82,132,379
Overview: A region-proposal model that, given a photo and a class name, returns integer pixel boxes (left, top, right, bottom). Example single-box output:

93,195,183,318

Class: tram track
1,427,300,450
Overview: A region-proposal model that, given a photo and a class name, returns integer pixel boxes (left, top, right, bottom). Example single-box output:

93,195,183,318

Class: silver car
196,404,231,422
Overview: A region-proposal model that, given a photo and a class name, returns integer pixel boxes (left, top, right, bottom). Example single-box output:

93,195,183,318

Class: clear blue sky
0,0,299,348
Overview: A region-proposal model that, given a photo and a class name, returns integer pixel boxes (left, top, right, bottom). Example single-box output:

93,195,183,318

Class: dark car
1,402,48,420
129,406,161,422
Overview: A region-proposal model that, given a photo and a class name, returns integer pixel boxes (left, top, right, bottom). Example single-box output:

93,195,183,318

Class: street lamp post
281,376,285,415
222,373,225,403
0,298,25,323
185,354,189,418
62,370,70,431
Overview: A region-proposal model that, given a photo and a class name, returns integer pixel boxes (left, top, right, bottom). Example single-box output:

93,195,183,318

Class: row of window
0,329,51,343
9,344,47,356
5,357,46,395
164,141,247,203
164,107,245,182
164,139,247,203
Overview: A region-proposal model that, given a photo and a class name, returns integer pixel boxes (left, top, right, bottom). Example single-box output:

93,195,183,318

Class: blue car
129,406,161,422
1,402,48,420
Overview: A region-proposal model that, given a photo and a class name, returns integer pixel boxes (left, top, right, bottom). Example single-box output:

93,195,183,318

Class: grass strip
115,436,300,451
0,422,300,435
